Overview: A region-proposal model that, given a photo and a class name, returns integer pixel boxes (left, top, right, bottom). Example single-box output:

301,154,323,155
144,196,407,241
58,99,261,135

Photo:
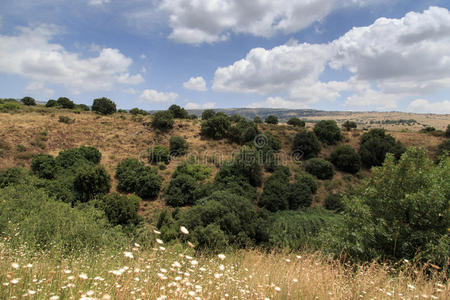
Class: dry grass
1,239,447,300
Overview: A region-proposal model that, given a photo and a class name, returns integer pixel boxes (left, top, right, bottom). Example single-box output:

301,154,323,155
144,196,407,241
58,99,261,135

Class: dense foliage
56,97,75,109
342,121,357,131
92,97,116,115
292,130,321,160
94,193,142,226
169,136,189,156
152,110,174,131
265,115,278,125
323,148,449,267
31,154,57,179
304,158,334,180
168,104,189,119
21,96,36,106
313,120,343,145
201,114,231,140
359,129,405,168
287,117,305,127
73,164,111,202
329,145,361,174
201,109,216,120
149,145,171,164
165,174,198,207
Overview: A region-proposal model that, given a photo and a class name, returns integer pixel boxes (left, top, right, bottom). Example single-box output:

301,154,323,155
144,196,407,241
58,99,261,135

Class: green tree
56,97,75,109
265,115,278,125
329,145,361,174
287,117,305,127
165,174,198,207
313,120,343,145
201,109,216,120
201,114,231,140
95,193,141,226
359,128,405,168
74,165,111,202
292,130,321,159
92,97,116,115
149,145,171,164
168,104,189,119
46,99,57,107
296,173,319,194
305,158,334,180
446,124,450,138
342,121,357,131
169,136,189,156
253,116,263,123
31,154,57,179
287,181,313,209
152,110,174,131
21,96,36,106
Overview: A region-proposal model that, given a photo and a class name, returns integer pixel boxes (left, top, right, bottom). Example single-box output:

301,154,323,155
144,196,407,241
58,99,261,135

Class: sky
0,0,449,113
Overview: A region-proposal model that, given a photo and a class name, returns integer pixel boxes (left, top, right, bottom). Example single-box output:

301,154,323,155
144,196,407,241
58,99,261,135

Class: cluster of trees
151,105,196,131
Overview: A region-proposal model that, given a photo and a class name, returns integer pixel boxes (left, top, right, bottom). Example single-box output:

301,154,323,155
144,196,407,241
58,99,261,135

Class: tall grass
1,239,447,299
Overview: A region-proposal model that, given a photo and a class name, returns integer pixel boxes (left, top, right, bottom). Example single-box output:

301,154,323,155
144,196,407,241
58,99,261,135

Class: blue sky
0,0,449,113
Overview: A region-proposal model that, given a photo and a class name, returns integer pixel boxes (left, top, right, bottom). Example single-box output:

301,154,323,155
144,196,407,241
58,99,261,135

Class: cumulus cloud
213,6,450,110
185,102,216,109
139,89,178,103
183,76,207,91
247,97,300,109
0,24,143,93
88,0,110,6
25,81,54,97
407,99,450,114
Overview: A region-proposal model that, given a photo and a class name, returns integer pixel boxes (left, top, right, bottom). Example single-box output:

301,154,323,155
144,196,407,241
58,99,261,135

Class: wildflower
159,246,166,251
11,263,19,269
275,286,281,292
10,278,19,284
28,290,36,295
86,291,94,296
49,296,60,300
26,264,32,268
79,273,88,280
188,291,196,296
134,243,141,248
64,269,71,274
124,251,134,259
218,254,226,260
219,264,225,271
187,241,195,248
154,229,161,235
156,238,164,244
172,261,182,268
180,226,189,234
102,295,111,300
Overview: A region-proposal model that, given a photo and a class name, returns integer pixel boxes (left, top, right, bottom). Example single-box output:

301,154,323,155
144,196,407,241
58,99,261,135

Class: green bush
31,154,57,179
169,136,189,155
55,147,100,168
73,164,111,202
0,167,34,188
56,97,75,109
253,116,263,123
296,173,319,194
329,145,361,174
95,193,142,226
0,102,20,112
201,109,216,120
305,158,334,180
446,124,450,138
58,116,74,124
265,115,278,125
149,145,171,164
342,121,357,131
287,181,313,209
258,174,289,212
437,140,450,158
313,120,343,145
230,114,246,123
78,146,102,164
92,97,116,115
46,99,57,107
172,162,211,181
292,130,321,159
0,185,127,252
359,129,405,168
287,117,305,127
135,172,162,199
201,114,231,140
21,96,36,106
323,148,449,267
228,119,260,144
77,104,90,111
152,110,174,131
165,174,198,207
168,104,189,119
324,193,344,211
129,107,148,115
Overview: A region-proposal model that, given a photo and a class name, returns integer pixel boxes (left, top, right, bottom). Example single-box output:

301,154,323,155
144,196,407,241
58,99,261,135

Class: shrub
152,110,174,131
0,185,127,251
0,102,20,112
286,181,313,209
287,117,305,127
313,120,343,145
165,174,198,207
0,167,33,188
78,146,102,164
55,148,86,168
172,162,211,181
296,173,319,194
46,99,57,107
305,158,334,180
129,107,148,115
231,146,263,187
21,96,36,106
342,121,357,131
169,136,189,156
77,104,90,111
31,154,57,179
58,116,74,124
292,130,321,159
228,120,260,144
359,129,405,168
324,193,344,211
253,116,263,123
168,104,189,119
73,164,111,202
446,124,450,138
323,148,450,267
92,97,116,115
95,193,141,226
201,114,231,140
258,174,289,212
56,97,75,109
419,126,436,133
329,145,361,174
149,145,171,164
230,114,246,123
265,115,278,124
201,109,216,120
135,172,162,199
437,140,450,158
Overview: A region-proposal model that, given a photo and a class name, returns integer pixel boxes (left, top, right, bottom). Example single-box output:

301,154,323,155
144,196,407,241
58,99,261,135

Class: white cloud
123,88,138,95
139,89,178,103
185,102,216,109
140,54,147,59
25,81,54,97
88,0,110,6
183,76,207,91
117,73,145,85
0,24,142,93
212,6,450,111
407,99,450,114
